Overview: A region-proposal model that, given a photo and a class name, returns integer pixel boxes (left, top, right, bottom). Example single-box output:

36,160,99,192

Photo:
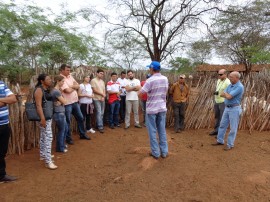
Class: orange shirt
169,82,189,103
60,73,79,105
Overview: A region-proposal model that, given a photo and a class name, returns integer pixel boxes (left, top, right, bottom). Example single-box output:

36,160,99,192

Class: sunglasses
218,74,223,76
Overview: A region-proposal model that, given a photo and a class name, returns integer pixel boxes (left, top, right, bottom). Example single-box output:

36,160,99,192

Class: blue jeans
146,111,168,157
109,100,120,126
93,100,105,130
65,102,85,142
53,112,68,152
217,106,242,148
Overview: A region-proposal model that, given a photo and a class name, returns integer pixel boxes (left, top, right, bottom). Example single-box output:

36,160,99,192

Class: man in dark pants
0,80,17,183
169,75,189,133
117,71,127,123
209,69,231,136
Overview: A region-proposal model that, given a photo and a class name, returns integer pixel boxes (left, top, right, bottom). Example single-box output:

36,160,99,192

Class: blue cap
149,61,161,70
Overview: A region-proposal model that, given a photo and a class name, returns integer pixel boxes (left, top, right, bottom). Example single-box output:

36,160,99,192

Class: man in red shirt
107,72,121,129
140,74,151,126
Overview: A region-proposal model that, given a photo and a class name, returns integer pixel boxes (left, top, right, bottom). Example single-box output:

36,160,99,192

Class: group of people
0,62,244,183
169,68,244,151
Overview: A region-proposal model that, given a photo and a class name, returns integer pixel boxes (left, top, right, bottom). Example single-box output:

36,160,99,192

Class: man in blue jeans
91,69,106,133
0,80,18,183
212,71,244,151
138,61,169,159
60,64,90,144
107,72,121,129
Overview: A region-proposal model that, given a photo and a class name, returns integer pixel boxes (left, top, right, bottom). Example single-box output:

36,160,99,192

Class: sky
2,0,250,66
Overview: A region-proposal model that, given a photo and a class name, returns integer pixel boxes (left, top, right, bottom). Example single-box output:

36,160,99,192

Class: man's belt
226,104,240,108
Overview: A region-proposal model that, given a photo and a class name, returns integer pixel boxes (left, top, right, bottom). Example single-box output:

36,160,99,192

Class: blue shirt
224,81,244,106
0,81,13,125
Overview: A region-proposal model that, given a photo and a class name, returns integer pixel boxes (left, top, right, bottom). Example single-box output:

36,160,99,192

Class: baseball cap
148,61,161,70
179,74,186,79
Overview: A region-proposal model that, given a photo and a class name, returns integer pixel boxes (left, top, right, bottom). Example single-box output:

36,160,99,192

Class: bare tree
105,0,223,62
104,30,148,69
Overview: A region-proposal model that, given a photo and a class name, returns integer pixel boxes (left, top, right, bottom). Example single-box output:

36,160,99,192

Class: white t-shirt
79,83,93,104
126,78,140,100
117,77,128,96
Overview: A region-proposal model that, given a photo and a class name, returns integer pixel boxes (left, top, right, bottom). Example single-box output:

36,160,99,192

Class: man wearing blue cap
138,61,169,159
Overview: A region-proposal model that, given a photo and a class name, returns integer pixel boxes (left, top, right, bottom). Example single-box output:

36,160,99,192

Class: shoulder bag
25,88,53,121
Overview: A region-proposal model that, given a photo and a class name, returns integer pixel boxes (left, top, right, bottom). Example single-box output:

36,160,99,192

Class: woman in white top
78,75,95,133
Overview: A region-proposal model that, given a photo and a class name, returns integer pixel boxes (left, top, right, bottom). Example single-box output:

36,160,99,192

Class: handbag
25,88,53,121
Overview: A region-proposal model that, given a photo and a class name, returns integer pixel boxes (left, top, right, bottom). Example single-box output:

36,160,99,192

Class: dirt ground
1,125,270,202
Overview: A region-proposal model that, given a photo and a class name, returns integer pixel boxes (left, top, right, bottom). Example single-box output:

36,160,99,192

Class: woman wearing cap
169,74,189,133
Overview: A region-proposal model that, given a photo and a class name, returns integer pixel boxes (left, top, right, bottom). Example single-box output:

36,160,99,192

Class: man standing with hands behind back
209,69,230,136
0,80,17,183
169,74,189,133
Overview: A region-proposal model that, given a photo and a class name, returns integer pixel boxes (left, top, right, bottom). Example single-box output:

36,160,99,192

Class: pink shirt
60,73,79,105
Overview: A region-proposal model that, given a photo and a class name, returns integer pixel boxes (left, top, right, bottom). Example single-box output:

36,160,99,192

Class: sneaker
135,124,142,128
64,149,68,153
124,125,130,129
0,175,17,183
65,144,68,149
224,146,233,151
99,129,104,133
46,162,58,170
110,125,115,129
87,128,96,134
149,153,159,160
161,153,168,158
80,135,91,140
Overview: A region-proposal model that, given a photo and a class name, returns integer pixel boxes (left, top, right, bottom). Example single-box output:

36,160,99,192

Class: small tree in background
209,0,270,72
